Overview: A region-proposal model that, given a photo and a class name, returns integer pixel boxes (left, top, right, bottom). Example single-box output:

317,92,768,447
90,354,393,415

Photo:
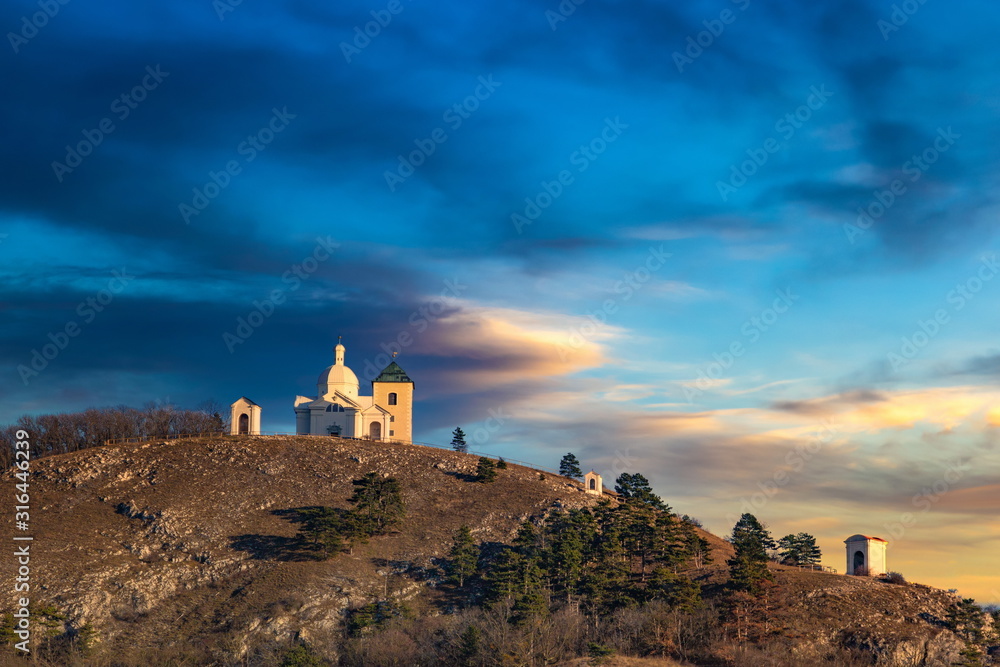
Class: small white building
230,397,261,435
845,534,887,576
293,340,413,442
583,471,603,495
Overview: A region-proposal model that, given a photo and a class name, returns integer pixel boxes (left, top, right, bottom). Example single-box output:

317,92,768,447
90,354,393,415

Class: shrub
281,642,326,666
884,571,907,585
587,641,615,665
475,457,496,483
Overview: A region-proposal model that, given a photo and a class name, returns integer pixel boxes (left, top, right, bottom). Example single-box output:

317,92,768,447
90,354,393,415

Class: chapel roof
374,361,413,384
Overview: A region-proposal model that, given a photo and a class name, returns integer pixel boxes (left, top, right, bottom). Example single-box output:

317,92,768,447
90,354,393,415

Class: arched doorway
589,478,596,490
238,413,249,434
853,550,865,573
369,422,381,440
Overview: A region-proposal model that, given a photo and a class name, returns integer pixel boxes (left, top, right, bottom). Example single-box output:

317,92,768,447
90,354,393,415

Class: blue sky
2,0,999,601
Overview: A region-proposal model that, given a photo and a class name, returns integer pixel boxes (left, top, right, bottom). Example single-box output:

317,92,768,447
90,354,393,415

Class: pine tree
799,533,822,566
496,457,507,469
280,643,326,667
581,521,631,614
348,472,406,536
297,506,348,557
777,532,821,567
457,625,481,667
614,472,669,511
448,525,479,587
544,510,589,602
647,567,702,611
558,452,583,479
682,525,712,569
451,427,468,453
485,522,548,619
475,457,496,483
727,513,775,595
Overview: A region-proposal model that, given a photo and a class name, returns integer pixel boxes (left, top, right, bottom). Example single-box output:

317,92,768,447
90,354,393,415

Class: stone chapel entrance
369,422,381,439
853,550,865,573
238,413,249,434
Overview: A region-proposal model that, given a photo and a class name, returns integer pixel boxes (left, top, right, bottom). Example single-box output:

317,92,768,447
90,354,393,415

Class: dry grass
0,435,970,665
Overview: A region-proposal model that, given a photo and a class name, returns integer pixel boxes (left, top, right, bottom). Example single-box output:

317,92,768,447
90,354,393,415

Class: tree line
0,403,227,468
442,474,711,625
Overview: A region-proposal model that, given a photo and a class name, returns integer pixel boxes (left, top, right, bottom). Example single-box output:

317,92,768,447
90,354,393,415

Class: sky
1,0,998,603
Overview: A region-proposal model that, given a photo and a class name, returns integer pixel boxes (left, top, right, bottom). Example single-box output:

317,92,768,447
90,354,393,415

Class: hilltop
0,435,992,666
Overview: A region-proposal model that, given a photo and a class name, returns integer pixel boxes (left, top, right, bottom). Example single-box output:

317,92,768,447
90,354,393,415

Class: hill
0,435,994,666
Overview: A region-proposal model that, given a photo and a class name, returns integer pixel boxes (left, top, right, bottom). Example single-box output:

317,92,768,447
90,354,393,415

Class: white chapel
293,339,414,442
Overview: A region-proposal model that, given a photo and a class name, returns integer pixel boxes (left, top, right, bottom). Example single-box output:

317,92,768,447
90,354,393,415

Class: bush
884,571,906,585
587,641,615,664
475,457,496,483
281,642,327,666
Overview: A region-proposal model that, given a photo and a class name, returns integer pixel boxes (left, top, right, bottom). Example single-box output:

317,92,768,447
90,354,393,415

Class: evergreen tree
777,532,821,566
447,525,480,587
647,567,702,611
558,452,583,479
456,625,482,667
618,500,659,580
348,472,406,536
451,427,468,453
486,523,548,620
297,506,348,557
280,643,326,667
727,513,775,595
544,510,591,602
475,457,496,483
496,457,507,469
613,472,669,510
681,525,713,569
581,521,631,614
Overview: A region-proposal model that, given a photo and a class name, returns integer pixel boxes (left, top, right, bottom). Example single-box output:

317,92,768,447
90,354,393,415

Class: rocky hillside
0,435,991,666
1,436,603,659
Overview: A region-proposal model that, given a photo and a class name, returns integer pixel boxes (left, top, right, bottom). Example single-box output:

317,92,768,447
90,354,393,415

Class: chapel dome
317,363,359,388
317,342,359,398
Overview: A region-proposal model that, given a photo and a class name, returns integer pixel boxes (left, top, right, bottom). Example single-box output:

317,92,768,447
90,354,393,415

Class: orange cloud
412,304,617,393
